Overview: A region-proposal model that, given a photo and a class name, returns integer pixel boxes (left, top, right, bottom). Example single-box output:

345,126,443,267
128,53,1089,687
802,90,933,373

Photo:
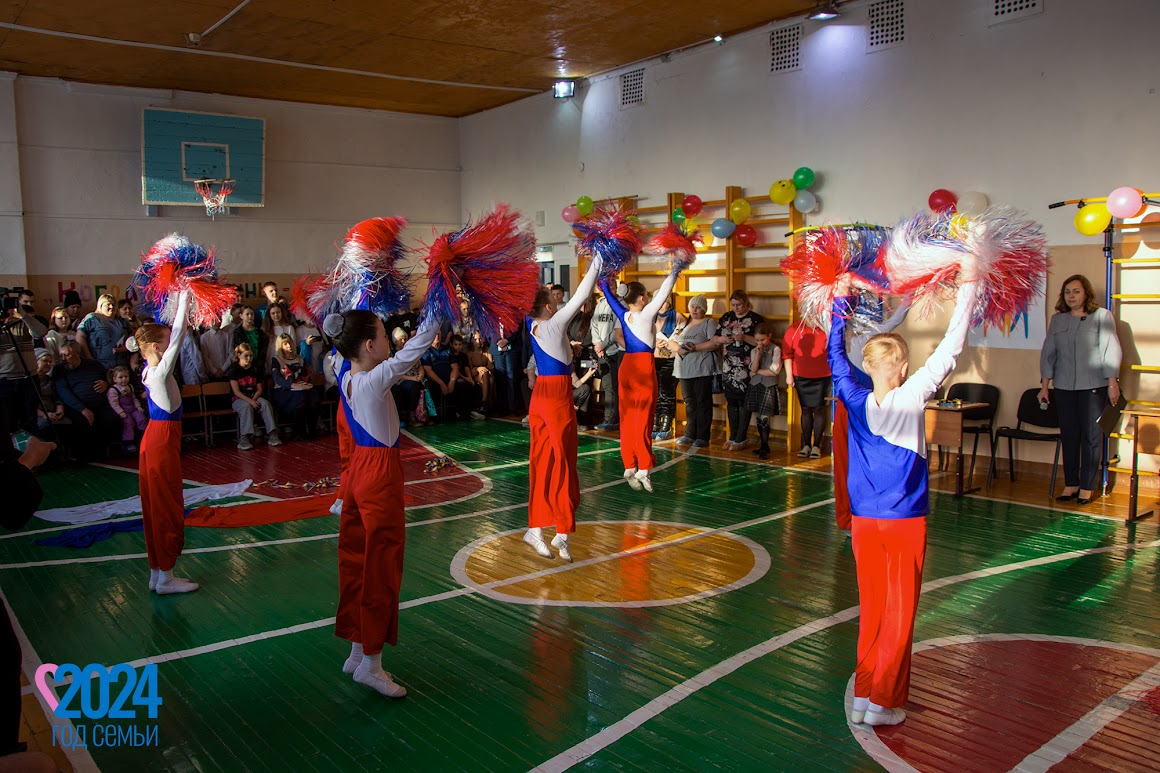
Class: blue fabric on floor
36,519,144,548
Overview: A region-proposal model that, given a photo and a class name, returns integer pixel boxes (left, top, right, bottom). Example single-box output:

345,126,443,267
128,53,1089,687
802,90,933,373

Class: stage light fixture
807,3,840,20
552,81,575,99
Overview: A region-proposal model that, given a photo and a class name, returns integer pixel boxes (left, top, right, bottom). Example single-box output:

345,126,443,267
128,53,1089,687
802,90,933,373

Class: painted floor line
528,538,1160,773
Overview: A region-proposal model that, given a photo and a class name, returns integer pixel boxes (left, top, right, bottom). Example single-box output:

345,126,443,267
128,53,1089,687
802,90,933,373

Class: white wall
461,0,1160,246
15,77,462,277
0,73,27,280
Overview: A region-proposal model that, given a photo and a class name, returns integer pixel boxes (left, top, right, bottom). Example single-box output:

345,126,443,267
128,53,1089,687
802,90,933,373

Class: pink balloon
1106,186,1144,219
561,205,580,223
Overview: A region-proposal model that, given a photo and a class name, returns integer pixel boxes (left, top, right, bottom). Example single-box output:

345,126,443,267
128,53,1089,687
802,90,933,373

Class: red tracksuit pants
851,515,927,708
139,419,184,571
833,400,851,530
336,405,352,503
528,375,579,533
335,445,405,656
617,351,657,472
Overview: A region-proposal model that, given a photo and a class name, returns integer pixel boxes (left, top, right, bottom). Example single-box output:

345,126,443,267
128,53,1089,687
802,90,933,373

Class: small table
1122,408,1160,523
925,401,988,496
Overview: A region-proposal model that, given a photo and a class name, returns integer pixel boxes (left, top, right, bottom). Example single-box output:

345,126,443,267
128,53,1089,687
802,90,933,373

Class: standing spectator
199,318,234,382
219,287,246,329
52,340,120,456
262,302,296,366
0,304,47,438
1039,274,1122,504
297,319,326,374
448,334,485,420
746,323,783,460
573,359,598,429
255,281,279,321
783,317,831,458
227,343,280,450
451,298,480,344
715,289,765,450
232,307,268,368
177,323,205,386
63,290,83,333
44,307,74,362
671,294,717,448
76,293,122,370
590,284,624,430
114,300,139,368
17,290,47,346
490,321,521,416
653,292,686,440
550,284,566,307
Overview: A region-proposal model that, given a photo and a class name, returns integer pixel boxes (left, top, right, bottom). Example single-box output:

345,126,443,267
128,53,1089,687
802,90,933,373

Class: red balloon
735,224,758,247
928,188,958,213
681,194,703,219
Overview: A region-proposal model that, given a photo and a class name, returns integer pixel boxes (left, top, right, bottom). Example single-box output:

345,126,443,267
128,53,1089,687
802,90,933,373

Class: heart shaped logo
34,663,60,712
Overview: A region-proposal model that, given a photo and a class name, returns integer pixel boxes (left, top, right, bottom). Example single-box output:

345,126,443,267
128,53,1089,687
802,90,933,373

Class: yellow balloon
769,180,797,206
1074,203,1112,236
728,199,752,225
949,213,970,238
684,219,698,234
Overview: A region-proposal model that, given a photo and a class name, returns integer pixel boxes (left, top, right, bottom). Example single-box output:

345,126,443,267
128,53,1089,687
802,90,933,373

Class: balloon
671,208,686,224
949,213,970,237
576,196,594,216
1107,186,1144,219
728,199,752,225
769,180,796,205
735,224,757,247
711,218,736,239
684,219,698,234
793,190,817,213
957,191,989,217
681,194,703,218
1074,203,1112,236
928,188,957,213
561,205,580,223
792,167,815,190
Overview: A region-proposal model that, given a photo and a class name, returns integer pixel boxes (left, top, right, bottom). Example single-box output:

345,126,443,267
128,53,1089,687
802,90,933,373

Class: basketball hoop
193,178,236,218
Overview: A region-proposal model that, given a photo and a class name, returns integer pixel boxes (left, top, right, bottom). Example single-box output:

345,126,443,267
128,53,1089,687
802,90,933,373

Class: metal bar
1129,365,1160,372
1111,293,1160,300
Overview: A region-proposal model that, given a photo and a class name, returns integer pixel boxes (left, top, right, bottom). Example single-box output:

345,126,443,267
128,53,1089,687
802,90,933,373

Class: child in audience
106,365,147,452
227,343,280,451
746,323,782,460
271,332,320,439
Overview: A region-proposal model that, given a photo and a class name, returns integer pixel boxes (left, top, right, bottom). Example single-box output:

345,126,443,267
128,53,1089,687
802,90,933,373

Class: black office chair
987,387,1061,498
946,382,1001,482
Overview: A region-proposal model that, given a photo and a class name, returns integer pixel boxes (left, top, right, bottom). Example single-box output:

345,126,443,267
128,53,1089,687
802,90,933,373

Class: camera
0,287,22,313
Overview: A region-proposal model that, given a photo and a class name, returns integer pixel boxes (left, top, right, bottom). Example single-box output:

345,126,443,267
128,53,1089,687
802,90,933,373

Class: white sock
158,569,173,583
853,697,869,712
623,467,637,479
868,701,886,713
362,652,383,674
350,642,364,660
634,469,650,479
528,526,543,539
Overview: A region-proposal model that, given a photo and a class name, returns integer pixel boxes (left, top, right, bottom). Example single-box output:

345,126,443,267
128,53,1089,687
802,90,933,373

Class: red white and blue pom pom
290,274,332,328
131,233,234,327
963,207,1049,327
572,204,644,282
644,222,702,272
423,204,539,342
333,217,413,317
883,211,971,319
782,227,852,331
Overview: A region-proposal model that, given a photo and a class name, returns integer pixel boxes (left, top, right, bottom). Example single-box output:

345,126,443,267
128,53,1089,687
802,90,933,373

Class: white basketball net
193,179,236,217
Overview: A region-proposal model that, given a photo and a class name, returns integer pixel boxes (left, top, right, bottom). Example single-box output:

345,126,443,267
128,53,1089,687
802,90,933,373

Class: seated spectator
390,328,429,425
114,300,139,368
32,349,66,437
449,334,485,420
297,320,325,373
270,333,320,439
422,333,456,418
573,360,598,430
52,340,120,457
106,365,147,452
467,331,495,411
76,293,122,370
227,343,280,450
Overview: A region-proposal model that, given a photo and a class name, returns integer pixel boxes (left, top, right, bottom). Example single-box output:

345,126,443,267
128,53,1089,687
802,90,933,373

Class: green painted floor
3,421,1159,772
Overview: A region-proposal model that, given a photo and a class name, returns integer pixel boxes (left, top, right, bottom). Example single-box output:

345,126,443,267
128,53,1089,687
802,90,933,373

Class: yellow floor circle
450,521,771,607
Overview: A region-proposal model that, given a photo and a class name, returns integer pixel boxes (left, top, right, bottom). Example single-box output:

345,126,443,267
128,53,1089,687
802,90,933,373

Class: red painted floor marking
870,640,1160,772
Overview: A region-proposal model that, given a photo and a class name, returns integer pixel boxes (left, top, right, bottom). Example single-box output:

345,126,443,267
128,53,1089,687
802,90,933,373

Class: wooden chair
312,373,337,431
200,381,239,445
986,388,1061,498
179,384,209,445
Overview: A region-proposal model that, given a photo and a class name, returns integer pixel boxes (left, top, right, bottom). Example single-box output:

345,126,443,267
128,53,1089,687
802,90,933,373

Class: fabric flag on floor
34,480,254,524
185,495,337,527
36,519,144,548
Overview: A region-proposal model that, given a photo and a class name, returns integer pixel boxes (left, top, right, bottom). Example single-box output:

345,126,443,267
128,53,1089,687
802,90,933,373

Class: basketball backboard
141,108,265,207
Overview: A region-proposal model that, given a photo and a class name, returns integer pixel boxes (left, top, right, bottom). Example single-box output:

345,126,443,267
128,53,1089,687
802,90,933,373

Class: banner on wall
967,287,1047,350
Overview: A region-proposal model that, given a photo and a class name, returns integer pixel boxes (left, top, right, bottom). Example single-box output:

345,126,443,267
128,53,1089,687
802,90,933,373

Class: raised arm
366,316,440,393
556,256,604,323
900,282,979,404
827,297,860,403
156,292,190,378
642,269,680,321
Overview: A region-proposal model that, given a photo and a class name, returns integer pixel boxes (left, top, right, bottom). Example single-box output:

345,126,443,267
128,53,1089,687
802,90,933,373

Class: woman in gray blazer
1038,274,1122,505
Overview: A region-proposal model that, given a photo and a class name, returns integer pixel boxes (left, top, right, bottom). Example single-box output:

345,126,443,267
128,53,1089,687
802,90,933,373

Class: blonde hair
97,293,116,309
862,333,909,372
274,333,298,364
233,342,253,362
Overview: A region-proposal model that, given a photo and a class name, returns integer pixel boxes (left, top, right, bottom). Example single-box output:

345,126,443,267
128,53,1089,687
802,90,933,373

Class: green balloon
671,208,687,224
792,167,815,190
576,196,595,216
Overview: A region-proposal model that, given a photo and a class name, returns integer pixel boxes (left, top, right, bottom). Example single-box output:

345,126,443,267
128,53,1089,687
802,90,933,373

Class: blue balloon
711,218,736,239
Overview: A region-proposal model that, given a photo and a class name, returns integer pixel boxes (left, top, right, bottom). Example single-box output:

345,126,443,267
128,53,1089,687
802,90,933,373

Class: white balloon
794,190,817,213
958,191,989,217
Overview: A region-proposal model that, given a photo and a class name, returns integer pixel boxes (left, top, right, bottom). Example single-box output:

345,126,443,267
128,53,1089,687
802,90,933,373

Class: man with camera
0,288,49,443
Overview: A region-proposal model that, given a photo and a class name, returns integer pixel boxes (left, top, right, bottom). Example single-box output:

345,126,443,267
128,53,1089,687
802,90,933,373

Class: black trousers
654,358,677,425
1055,387,1107,491
725,395,751,444
599,352,621,423
681,376,714,443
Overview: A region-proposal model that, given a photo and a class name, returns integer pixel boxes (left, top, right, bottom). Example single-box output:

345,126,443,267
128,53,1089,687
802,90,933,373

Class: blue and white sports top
141,293,189,421
598,270,678,354
529,255,603,377
341,318,438,448
829,282,976,519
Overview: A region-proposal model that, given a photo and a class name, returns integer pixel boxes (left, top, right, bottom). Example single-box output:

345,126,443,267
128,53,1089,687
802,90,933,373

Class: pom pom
290,274,332,328
130,233,234,327
963,207,1049,327
572,204,644,282
644,222,702,272
883,211,972,319
422,204,539,342
782,227,851,331
331,217,413,317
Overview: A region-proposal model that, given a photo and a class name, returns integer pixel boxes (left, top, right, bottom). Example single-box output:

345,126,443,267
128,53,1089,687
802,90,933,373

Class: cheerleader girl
136,292,198,595
524,254,604,562
599,269,680,492
329,309,437,698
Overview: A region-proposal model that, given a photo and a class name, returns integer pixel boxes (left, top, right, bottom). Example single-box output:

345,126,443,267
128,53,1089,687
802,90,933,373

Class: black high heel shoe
1055,492,1078,502
1076,492,1095,505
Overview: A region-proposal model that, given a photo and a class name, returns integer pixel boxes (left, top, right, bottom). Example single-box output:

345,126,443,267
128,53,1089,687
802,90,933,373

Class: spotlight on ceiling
713,35,724,43
552,81,575,99
807,3,841,20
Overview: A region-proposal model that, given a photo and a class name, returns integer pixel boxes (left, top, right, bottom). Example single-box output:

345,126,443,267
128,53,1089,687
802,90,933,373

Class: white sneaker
810,445,821,458
864,707,906,726
353,660,407,698
329,498,343,516
268,432,282,447
521,415,530,425
237,436,253,451
469,411,485,420
624,467,642,490
723,440,737,450
849,696,869,724
551,533,572,562
523,528,553,558
634,469,653,493
155,575,199,595
797,446,810,457
147,568,159,591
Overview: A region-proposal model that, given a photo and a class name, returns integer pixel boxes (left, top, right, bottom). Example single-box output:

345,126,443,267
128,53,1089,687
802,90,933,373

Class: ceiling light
552,81,575,99
713,35,724,43
807,3,840,20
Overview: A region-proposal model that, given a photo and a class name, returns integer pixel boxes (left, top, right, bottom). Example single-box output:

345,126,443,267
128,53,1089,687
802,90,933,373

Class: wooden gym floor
3,420,1158,772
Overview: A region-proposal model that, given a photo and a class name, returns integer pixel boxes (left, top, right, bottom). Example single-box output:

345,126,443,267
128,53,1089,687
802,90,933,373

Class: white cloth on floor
34,479,254,524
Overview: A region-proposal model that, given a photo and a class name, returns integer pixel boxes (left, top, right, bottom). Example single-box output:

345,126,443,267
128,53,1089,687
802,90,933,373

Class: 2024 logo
36,663,162,719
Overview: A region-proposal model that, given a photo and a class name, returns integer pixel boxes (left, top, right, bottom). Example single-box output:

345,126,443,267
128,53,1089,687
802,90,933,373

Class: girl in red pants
828,280,976,726
523,254,604,562
137,292,198,595
599,270,679,492
330,310,437,698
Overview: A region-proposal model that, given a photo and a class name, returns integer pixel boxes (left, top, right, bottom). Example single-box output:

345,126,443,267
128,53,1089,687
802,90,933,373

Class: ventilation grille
990,0,1043,25
770,25,802,73
867,0,905,50
620,68,645,108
